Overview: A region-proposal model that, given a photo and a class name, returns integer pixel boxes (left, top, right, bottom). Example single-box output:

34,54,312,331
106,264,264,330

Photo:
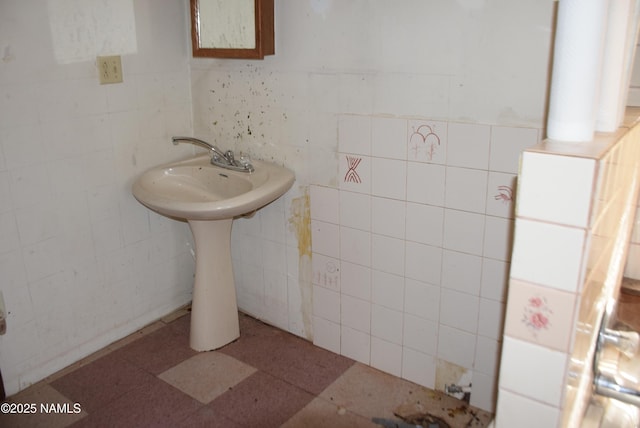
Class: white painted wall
0,0,196,395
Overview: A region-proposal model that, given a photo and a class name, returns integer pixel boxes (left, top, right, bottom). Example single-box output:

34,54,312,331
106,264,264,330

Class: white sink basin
132,153,295,351
132,154,295,220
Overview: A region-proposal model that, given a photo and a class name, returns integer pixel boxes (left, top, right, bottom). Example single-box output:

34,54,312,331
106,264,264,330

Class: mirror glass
197,0,256,49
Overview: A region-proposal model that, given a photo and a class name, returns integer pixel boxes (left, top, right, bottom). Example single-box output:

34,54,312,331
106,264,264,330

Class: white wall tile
489,126,539,174
9,167,52,209
447,122,491,169
404,278,440,321
339,190,371,231
311,220,340,258
405,202,444,246
310,185,340,223
495,389,560,428
405,241,442,285
371,337,403,377
1,124,46,169
341,325,370,364
470,371,497,412
0,172,12,213
483,216,514,261
443,209,485,255
499,336,568,406
312,316,341,354
440,289,479,334
312,253,340,291
371,157,406,200
486,172,517,218
481,258,510,302
0,211,20,254
21,238,63,282
406,162,445,206
371,304,404,345
403,313,438,355
510,219,586,292
441,250,482,296
341,294,371,333
338,115,372,155
437,325,476,369
16,203,59,247
372,269,405,311
474,336,501,377
518,151,596,227
372,234,405,276
444,167,488,213
259,201,287,244
339,154,371,194
407,120,447,165
312,285,341,323
402,347,436,389
340,261,371,300
340,226,371,267
478,298,505,340
264,269,289,330
371,196,405,238
372,117,407,160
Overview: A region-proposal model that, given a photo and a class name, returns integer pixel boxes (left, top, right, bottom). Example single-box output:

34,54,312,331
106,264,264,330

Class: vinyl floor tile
220,314,355,395
158,351,257,404
3,310,492,428
207,371,315,428
69,376,201,428
50,352,156,413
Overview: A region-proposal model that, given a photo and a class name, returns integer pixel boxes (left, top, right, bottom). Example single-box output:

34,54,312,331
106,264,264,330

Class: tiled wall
308,114,540,412
0,0,196,395
494,111,640,427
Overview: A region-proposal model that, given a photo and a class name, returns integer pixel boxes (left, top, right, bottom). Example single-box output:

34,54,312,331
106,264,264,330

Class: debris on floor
371,416,425,428
390,401,485,428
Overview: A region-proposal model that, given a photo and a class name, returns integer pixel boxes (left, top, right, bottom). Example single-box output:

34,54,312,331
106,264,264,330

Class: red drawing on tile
344,156,362,183
522,294,552,337
409,124,441,161
494,185,513,204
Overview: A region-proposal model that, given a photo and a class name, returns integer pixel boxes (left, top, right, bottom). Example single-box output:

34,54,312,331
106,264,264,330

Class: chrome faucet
593,309,640,407
172,137,254,172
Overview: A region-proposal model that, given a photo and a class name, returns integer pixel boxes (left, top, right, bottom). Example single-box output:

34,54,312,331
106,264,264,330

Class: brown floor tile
7,309,491,427
0,383,88,428
50,352,156,414
320,363,492,428
158,352,257,404
282,397,379,428
207,371,315,428
109,315,197,375
69,376,202,428
220,314,355,395
175,406,247,428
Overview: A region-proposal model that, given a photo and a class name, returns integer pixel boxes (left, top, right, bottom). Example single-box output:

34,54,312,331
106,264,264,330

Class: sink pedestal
188,219,240,351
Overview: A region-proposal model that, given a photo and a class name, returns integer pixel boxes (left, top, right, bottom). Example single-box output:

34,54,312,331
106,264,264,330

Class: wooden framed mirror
190,0,274,59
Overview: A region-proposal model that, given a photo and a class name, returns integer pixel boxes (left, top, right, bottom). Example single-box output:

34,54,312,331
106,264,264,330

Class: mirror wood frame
190,0,274,59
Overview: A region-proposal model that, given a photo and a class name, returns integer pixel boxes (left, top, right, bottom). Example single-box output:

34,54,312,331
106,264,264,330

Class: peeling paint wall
191,0,556,413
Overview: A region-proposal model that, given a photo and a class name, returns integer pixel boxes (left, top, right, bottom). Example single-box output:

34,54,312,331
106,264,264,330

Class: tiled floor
1,309,492,428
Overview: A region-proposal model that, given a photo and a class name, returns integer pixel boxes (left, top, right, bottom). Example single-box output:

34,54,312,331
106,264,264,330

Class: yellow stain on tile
288,187,313,339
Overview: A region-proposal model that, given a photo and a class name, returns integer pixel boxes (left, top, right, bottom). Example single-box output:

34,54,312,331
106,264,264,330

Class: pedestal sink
132,153,295,351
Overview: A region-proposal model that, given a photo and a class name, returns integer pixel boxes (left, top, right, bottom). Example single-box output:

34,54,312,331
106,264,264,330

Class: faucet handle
224,150,235,164
601,328,640,358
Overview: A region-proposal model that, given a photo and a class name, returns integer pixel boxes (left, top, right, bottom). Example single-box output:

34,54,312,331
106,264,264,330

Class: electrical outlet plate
97,55,123,84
